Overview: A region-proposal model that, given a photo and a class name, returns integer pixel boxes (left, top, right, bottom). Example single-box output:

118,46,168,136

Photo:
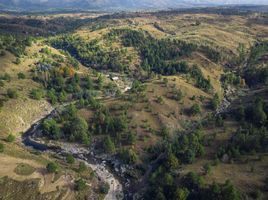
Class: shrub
30,89,44,100
156,96,164,104
6,134,15,142
211,93,220,110
0,143,4,153
103,136,115,153
190,103,201,116
0,99,4,108
66,154,75,164
75,179,87,191
14,58,21,65
47,89,57,105
252,189,262,199
78,162,87,173
46,162,59,173
174,187,189,200
119,148,138,164
1,73,11,82
7,88,18,99
75,178,87,191
99,183,109,194
17,72,26,79
203,163,212,175
0,80,4,87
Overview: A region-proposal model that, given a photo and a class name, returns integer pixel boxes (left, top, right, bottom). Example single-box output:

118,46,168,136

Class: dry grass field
0,9,268,199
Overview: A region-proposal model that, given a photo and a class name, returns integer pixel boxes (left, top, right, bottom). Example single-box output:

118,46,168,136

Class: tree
85,76,93,90
127,131,137,145
190,103,201,116
78,162,87,173
163,78,168,86
0,80,4,87
30,89,44,100
99,183,109,194
222,180,240,200
156,96,164,105
203,163,212,175
75,178,87,191
59,90,67,102
66,154,75,164
252,189,262,199
165,152,179,170
14,58,21,65
6,134,15,143
46,162,59,173
210,182,221,198
47,89,57,105
120,148,138,164
184,172,204,190
17,72,26,79
97,74,103,90
235,105,245,121
211,93,220,110
252,99,267,125
103,136,115,153
174,187,189,200
42,119,61,140
65,116,90,144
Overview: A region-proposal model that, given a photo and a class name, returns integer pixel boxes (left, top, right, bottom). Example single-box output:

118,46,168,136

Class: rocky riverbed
22,111,124,200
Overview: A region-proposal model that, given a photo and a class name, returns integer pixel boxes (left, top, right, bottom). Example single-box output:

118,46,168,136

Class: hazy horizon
0,0,267,11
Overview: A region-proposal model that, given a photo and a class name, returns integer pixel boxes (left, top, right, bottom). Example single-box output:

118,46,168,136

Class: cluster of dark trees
147,170,240,200
42,104,90,144
109,29,212,91
50,35,129,72
91,106,137,155
0,34,32,57
190,65,212,92
221,72,242,87
243,41,268,87
109,28,221,75
33,62,100,105
146,129,240,200
218,98,268,159
199,45,221,63
108,29,196,75
244,67,268,87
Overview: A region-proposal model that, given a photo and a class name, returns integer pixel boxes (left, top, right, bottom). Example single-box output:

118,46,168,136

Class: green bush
119,148,138,164
17,72,26,79
99,183,109,194
0,143,4,153
74,178,87,191
46,162,59,173
6,134,15,143
30,89,44,100
0,99,4,108
252,189,262,199
0,80,4,87
78,162,87,173
190,103,201,116
66,154,75,164
1,73,11,82
7,88,18,99
203,163,212,175
103,136,115,153
14,58,21,65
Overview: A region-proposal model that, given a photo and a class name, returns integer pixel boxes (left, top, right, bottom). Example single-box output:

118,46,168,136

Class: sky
7,0,268,4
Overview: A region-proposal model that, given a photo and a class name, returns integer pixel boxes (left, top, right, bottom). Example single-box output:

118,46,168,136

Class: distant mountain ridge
0,0,267,11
